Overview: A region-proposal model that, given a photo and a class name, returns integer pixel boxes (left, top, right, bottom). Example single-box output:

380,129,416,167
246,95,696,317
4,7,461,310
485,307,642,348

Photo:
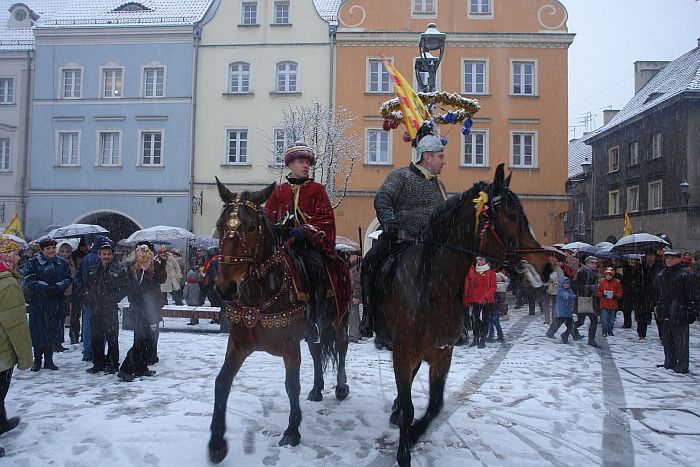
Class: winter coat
83,261,130,315
545,264,565,296
639,260,664,311
160,254,183,293
127,259,167,326
595,277,623,310
554,277,576,318
0,270,33,372
573,265,599,297
463,266,496,307
182,271,200,306
495,271,509,294
23,254,72,348
73,235,110,297
654,263,700,325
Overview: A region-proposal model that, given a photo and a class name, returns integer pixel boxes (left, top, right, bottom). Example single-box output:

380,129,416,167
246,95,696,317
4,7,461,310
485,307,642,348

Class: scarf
475,262,490,274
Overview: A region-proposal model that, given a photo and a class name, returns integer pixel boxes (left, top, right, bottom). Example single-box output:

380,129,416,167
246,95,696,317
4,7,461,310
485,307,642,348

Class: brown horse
375,164,547,466
208,180,350,464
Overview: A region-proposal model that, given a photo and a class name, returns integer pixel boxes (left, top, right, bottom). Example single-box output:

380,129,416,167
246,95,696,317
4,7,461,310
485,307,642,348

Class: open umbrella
561,241,593,252
48,223,108,239
595,241,614,249
576,244,602,256
336,235,360,250
125,225,195,245
611,233,669,255
189,235,218,250
543,246,566,260
1,233,29,249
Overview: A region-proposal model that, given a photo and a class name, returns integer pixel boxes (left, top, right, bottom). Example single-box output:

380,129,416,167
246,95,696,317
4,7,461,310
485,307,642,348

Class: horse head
215,177,276,299
479,163,548,282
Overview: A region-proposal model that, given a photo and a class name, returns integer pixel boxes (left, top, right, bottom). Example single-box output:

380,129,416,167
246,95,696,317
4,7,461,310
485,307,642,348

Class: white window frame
0,137,10,171
275,61,298,93
0,77,14,104
273,1,290,24
608,190,620,215
241,1,258,25
366,128,391,165
510,130,537,168
462,59,488,95
228,62,251,93
100,66,124,99
648,180,663,210
629,140,639,166
272,128,288,166
461,129,489,167
225,128,249,165
510,60,537,96
413,57,441,91
468,0,493,18
651,132,662,159
608,146,620,173
60,66,83,99
96,130,122,167
138,130,164,167
367,57,392,94
627,185,639,213
142,65,166,98
55,131,81,167
412,0,436,15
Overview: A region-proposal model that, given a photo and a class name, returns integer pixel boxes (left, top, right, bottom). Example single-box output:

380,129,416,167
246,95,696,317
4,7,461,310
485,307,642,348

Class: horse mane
421,181,487,247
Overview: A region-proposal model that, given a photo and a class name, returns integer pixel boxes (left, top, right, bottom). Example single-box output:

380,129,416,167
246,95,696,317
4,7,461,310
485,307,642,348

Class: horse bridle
218,197,263,267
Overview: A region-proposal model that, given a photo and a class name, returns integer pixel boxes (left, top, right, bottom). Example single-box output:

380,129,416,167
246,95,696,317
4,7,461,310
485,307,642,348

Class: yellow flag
623,211,633,236
2,214,23,238
382,58,430,139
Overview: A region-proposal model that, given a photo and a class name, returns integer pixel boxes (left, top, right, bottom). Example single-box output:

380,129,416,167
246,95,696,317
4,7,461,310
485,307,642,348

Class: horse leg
408,349,452,446
208,339,250,464
390,362,421,426
279,341,303,447
334,320,350,401
306,341,324,401
393,353,416,467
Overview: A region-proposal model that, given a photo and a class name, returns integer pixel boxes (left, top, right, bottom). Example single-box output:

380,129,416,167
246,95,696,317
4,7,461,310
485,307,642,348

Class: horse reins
218,197,263,267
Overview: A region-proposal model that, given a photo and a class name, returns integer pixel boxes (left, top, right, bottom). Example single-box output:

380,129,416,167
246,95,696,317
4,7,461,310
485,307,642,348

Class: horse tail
320,324,338,373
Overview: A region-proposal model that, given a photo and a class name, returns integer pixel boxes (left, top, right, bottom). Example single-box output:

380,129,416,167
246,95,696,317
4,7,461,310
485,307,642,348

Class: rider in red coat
264,142,336,343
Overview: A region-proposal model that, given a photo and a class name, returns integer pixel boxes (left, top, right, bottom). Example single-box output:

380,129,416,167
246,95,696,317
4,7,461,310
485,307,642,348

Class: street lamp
415,23,446,93
680,180,690,205
581,158,592,177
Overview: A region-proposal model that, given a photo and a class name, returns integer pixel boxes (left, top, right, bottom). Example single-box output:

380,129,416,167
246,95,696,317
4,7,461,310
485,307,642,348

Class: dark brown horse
208,180,350,464
376,164,547,466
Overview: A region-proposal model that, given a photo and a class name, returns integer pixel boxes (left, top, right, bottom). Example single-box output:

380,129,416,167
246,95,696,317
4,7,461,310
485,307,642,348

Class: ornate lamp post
415,23,446,92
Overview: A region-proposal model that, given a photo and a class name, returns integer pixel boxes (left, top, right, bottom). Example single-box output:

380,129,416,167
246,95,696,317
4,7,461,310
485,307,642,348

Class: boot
589,340,601,348
359,274,375,338
477,337,486,349
486,333,495,343
31,349,42,372
0,417,20,436
43,349,58,370
497,332,505,343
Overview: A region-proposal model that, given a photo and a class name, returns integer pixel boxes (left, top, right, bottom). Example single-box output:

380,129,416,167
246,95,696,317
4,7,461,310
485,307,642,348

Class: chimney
603,110,620,125
634,61,670,93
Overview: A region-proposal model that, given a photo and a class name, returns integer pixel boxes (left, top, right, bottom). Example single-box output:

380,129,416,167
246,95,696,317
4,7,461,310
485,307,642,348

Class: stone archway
76,211,141,242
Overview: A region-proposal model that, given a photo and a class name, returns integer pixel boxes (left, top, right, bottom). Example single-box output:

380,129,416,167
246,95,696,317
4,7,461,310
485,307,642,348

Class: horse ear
492,163,505,193
249,182,277,205
504,171,512,188
216,177,234,203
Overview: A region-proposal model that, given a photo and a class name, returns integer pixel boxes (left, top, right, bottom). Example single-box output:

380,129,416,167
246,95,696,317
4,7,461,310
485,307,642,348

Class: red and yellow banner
382,58,429,139
2,214,23,238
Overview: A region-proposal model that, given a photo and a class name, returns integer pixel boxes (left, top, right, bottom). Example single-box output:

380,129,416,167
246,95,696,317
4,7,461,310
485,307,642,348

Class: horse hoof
389,410,399,426
307,390,323,402
279,434,301,447
208,438,228,464
335,384,349,401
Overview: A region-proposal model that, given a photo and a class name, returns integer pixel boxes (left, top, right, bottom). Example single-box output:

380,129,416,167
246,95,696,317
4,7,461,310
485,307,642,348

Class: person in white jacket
159,248,182,305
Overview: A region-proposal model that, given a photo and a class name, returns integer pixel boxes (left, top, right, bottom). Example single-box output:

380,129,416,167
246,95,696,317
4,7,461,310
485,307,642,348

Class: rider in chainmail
360,122,448,340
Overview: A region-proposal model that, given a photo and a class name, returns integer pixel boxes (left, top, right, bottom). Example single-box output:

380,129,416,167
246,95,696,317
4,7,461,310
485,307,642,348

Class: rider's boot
359,274,375,338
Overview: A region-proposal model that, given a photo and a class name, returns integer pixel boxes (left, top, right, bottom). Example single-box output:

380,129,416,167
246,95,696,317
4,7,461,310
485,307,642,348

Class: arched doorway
76,211,141,242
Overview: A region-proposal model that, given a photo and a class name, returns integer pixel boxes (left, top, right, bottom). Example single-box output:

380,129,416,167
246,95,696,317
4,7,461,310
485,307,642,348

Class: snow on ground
3,309,700,466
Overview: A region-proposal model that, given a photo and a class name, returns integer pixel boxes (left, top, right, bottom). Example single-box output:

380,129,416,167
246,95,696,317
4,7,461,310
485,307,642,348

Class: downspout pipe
19,49,33,233
187,24,202,232
328,23,337,111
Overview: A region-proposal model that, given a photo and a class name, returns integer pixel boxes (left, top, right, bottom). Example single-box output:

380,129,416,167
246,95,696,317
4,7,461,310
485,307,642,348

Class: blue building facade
26,2,211,240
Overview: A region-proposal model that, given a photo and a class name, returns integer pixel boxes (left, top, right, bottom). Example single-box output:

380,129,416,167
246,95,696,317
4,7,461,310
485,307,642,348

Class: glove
290,228,305,242
46,285,62,297
382,221,398,240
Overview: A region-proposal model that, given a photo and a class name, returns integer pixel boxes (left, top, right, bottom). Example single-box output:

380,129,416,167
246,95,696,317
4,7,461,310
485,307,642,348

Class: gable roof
568,137,592,178
584,44,700,142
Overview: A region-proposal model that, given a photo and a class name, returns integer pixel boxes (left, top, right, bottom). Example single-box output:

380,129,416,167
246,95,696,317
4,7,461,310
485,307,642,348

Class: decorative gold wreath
379,91,480,128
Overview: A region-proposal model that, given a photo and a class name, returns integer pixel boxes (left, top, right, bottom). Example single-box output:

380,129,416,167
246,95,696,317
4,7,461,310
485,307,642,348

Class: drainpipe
328,23,337,111
19,49,33,233
187,24,202,232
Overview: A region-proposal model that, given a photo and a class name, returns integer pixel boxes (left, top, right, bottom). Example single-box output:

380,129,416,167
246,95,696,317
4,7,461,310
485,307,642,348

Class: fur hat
284,141,316,166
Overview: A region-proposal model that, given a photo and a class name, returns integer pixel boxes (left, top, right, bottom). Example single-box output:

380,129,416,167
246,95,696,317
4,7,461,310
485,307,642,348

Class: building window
0,78,14,104
608,146,619,173
98,131,121,166
0,138,9,171
512,61,535,96
463,130,487,166
143,67,165,97
229,62,250,93
241,2,258,25
648,180,662,210
608,190,620,215
275,61,298,93
367,58,391,93
629,141,639,166
366,129,390,165
651,132,662,159
273,1,290,24
140,131,163,166
469,0,492,15
102,68,123,98
627,185,639,213
511,131,536,168
463,60,486,94
61,69,82,99
57,132,79,167
272,128,287,165
226,129,248,164
413,0,435,14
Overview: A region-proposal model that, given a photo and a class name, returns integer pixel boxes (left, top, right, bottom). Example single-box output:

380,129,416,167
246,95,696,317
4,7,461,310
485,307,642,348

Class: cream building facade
192,0,335,236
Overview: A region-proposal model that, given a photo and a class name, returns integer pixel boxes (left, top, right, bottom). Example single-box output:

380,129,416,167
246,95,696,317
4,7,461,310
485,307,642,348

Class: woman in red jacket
595,267,623,337
463,256,497,348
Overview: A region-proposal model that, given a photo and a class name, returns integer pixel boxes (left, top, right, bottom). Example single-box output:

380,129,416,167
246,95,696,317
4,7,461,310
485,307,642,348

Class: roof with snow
584,44,700,142
313,0,342,23
567,137,592,178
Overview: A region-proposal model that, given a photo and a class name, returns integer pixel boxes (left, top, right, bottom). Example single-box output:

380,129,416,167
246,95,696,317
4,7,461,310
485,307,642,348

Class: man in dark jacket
653,249,699,374
637,250,664,340
574,256,601,348
83,240,129,374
